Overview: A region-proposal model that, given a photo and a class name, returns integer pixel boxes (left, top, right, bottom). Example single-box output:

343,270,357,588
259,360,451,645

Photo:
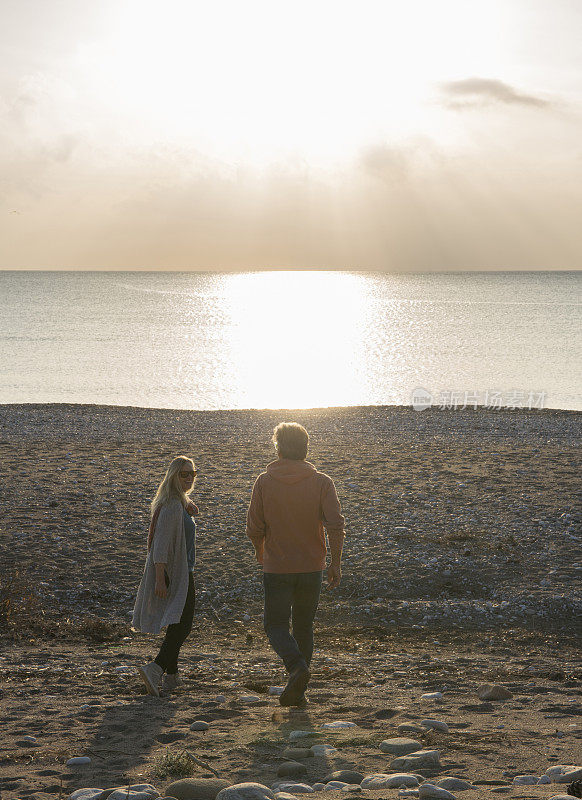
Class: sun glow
221,271,371,408
77,0,508,165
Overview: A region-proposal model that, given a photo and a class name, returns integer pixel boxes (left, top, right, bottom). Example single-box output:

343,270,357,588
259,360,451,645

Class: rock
165,779,231,800
274,785,313,794
275,794,300,800
312,785,326,792
512,776,538,786
361,775,420,789
70,791,103,800
215,696,226,703
398,791,420,798
321,721,357,729
537,776,551,785
548,797,578,800
106,790,159,800
239,695,262,704
282,748,313,761
435,779,473,791
421,720,449,733
379,738,423,756
67,757,92,766
398,724,425,735
290,731,322,741
269,687,284,696
477,684,513,701
310,745,337,755
420,693,443,702
418,784,456,800
546,766,582,783
216,786,275,800
322,773,364,785
341,786,362,793
190,721,210,731
277,763,308,779
391,750,441,770
322,783,348,790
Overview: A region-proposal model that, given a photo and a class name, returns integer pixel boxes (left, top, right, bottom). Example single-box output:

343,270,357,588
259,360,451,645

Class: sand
0,403,581,799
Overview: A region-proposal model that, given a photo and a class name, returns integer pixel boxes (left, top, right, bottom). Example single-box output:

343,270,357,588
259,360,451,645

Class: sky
1,0,581,271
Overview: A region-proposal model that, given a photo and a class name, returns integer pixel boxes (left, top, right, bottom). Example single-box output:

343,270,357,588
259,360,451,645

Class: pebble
274,785,313,794
275,794,300,800
391,750,442,770
322,772,364,785
321,721,357,729
420,693,443,701
435,779,473,791
165,778,231,800
379,738,423,756
418,784,456,800
107,789,159,800
290,731,322,741
398,791,420,798
361,774,420,789
239,694,262,704
216,784,275,800
310,744,337,755
269,686,284,696
398,723,425,735
215,695,227,703
70,791,103,800
21,735,37,743
282,748,313,761
312,785,326,792
324,782,349,791
67,757,92,766
512,776,538,786
477,684,513,701
546,765,582,783
537,776,551,784
190,721,210,731
277,763,308,779
421,720,449,733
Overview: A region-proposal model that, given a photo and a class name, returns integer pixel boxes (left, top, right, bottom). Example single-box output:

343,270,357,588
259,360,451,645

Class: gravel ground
0,403,580,634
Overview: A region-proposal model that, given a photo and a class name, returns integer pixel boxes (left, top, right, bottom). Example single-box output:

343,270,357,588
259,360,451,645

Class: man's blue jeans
263,570,323,672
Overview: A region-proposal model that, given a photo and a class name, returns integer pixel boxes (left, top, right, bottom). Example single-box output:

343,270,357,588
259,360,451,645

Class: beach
0,403,581,799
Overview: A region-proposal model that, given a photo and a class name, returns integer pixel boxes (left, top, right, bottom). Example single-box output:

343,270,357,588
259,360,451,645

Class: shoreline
2,401,580,414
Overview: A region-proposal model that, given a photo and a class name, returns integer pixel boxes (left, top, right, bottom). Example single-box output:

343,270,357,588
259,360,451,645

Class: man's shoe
162,672,184,693
279,663,310,707
138,661,163,697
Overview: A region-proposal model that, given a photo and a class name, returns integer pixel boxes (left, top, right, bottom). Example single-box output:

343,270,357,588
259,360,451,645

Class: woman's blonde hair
151,456,195,518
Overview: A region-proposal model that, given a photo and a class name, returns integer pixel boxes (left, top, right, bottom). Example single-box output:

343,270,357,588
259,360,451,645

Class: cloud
439,77,550,109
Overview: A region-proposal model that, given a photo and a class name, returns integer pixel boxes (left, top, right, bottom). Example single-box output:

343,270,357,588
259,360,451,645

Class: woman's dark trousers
263,570,323,672
154,573,195,674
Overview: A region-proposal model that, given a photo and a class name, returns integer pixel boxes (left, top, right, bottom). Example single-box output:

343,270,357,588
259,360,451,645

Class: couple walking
132,422,345,705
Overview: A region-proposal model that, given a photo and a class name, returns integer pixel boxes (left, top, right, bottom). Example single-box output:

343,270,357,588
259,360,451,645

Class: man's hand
254,547,264,565
154,578,167,599
326,563,341,589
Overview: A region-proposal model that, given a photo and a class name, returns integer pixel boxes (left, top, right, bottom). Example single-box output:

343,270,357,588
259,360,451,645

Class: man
246,422,345,707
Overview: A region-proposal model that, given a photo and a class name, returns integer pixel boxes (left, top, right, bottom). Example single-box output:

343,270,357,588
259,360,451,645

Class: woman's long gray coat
132,498,189,634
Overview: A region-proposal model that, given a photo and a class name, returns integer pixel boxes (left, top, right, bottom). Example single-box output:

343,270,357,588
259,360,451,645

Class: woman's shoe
162,672,184,692
138,661,163,696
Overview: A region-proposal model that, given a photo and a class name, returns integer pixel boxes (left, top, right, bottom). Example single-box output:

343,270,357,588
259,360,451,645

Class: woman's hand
154,562,168,599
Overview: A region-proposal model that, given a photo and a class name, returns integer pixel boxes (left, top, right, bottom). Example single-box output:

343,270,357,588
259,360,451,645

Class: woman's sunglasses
179,470,197,479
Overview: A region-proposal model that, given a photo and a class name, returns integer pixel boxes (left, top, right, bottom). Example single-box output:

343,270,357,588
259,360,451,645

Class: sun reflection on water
221,271,374,408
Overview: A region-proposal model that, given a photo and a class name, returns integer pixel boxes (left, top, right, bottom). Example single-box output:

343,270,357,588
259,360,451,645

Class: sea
0,270,580,411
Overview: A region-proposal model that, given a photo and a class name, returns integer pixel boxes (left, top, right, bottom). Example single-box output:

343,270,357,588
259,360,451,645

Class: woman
133,456,199,696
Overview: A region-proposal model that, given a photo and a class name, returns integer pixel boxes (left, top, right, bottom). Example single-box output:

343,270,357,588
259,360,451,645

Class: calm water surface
0,270,580,410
